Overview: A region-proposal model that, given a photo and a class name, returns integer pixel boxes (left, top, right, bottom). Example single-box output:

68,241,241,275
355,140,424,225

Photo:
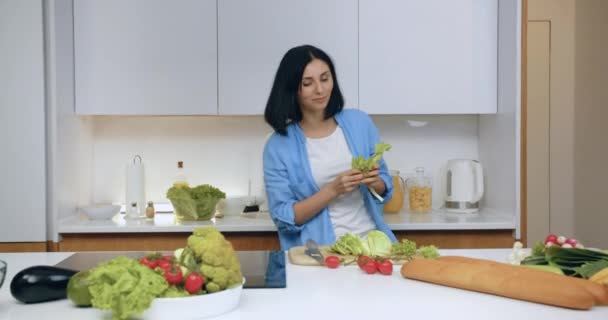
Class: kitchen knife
304,239,325,266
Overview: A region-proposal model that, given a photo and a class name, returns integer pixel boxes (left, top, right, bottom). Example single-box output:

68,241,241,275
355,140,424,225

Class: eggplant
10,265,78,303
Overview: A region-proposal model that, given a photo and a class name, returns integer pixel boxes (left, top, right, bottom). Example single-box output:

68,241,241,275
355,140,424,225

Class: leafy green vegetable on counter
366,230,393,257
418,245,440,259
391,239,417,258
531,241,547,257
329,233,370,256
87,256,168,320
167,184,226,220
546,246,608,278
330,232,440,261
522,244,608,278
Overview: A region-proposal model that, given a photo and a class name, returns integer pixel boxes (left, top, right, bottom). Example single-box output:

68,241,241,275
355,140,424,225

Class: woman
263,45,396,250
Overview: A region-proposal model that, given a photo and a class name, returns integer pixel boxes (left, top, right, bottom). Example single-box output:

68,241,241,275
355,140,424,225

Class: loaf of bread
437,256,608,306
401,257,601,310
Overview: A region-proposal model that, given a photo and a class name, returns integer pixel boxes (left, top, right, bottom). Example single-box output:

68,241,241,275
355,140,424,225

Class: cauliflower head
186,227,243,293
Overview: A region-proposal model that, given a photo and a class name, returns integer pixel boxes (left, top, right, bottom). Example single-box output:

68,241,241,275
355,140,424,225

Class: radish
565,238,578,247
545,241,557,248
557,236,567,245
544,234,558,244
561,243,573,248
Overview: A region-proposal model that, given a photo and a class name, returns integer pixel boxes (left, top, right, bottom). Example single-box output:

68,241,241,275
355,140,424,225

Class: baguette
438,256,608,306
401,257,596,310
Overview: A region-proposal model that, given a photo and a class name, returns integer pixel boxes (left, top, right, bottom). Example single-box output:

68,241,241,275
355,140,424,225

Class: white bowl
139,278,245,320
80,205,121,220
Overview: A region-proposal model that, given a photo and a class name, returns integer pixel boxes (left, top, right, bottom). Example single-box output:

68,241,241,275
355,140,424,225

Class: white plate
138,278,245,320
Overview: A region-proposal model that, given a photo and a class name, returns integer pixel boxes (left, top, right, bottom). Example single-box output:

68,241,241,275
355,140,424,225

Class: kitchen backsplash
91,113,479,208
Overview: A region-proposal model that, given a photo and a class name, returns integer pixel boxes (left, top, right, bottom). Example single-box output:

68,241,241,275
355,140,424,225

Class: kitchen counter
57,208,515,234
1,249,606,320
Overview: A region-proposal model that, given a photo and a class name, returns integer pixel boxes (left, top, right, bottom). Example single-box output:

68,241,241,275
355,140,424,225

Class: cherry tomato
357,256,371,270
324,256,340,269
164,265,183,285
139,256,158,269
544,234,557,244
157,259,172,271
378,260,393,275
363,260,377,274
184,272,205,294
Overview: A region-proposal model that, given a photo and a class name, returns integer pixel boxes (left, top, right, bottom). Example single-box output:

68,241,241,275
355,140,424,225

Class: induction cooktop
54,250,286,289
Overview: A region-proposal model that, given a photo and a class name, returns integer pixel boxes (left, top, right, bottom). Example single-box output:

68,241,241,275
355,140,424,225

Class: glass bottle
383,170,405,213
173,161,189,188
406,167,433,213
126,202,141,219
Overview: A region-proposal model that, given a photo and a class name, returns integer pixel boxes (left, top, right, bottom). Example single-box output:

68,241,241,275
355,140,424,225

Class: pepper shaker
146,201,155,219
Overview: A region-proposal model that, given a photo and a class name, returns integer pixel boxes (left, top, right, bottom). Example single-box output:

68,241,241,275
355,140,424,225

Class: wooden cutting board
288,246,409,266
288,245,354,266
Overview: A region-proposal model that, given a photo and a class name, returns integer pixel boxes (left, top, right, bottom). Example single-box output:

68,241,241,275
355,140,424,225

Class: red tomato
378,260,393,275
544,234,558,244
324,256,340,269
363,260,377,274
357,256,371,270
184,272,205,294
139,256,158,269
162,255,174,262
164,265,183,285
157,259,172,271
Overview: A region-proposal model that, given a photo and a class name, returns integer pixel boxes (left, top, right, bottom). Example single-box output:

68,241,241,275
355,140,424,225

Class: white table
1,249,606,320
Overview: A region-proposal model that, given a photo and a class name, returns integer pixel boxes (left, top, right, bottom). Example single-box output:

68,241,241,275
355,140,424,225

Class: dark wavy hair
264,45,344,135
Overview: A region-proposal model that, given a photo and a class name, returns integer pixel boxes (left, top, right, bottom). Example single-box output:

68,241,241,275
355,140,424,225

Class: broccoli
391,239,417,259
418,245,440,259
185,227,243,293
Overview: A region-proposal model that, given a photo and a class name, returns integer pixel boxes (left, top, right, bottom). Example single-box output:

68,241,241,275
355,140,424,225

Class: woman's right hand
323,169,363,198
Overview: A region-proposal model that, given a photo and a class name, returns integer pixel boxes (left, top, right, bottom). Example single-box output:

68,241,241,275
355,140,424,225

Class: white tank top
305,126,376,238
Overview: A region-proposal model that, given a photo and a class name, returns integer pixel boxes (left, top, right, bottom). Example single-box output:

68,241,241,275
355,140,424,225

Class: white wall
479,0,521,237
45,0,94,242
90,114,479,210
0,0,48,242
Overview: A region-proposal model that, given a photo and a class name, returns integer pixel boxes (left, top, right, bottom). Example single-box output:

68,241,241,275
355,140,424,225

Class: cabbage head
366,230,392,257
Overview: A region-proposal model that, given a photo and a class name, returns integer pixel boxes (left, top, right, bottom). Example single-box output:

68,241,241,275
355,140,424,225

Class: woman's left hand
361,166,381,185
361,166,386,195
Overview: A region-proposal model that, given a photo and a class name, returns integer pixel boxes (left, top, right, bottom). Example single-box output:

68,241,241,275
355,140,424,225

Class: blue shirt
263,108,397,250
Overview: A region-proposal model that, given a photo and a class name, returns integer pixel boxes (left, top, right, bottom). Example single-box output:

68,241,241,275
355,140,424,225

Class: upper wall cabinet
359,0,498,114
217,0,358,115
74,0,217,115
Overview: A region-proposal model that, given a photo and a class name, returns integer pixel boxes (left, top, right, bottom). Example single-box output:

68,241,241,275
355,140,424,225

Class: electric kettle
444,159,484,213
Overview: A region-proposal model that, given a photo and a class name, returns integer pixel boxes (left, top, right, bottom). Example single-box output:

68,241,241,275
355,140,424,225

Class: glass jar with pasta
406,167,433,213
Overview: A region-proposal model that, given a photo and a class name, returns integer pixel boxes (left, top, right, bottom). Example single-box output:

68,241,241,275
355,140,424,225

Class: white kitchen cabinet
74,0,217,115
0,0,47,242
218,0,358,115
359,0,498,114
